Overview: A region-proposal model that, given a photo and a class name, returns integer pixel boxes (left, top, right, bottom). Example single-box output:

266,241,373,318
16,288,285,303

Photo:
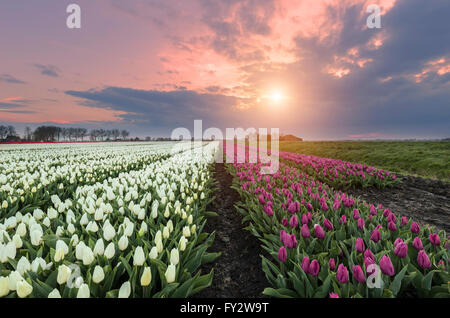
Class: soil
346,174,450,233
192,163,269,298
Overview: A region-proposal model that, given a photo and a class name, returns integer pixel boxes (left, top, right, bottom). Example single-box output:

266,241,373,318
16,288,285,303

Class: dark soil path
193,163,268,298
347,174,450,233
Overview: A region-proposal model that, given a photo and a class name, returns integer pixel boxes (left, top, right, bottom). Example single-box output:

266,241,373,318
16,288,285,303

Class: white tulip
56,240,69,255
47,207,58,219
86,221,98,233
31,257,47,273
133,246,145,266
16,279,33,298
48,288,61,298
55,226,64,237
67,223,75,234
17,257,31,275
0,276,9,297
70,234,79,247
118,281,131,298
149,247,158,259
30,229,43,246
183,226,191,238
104,242,115,259
43,217,51,227
103,223,116,241
167,220,173,233
8,271,22,291
1,201,7,209
80,213,89,226
118,235,129,251
57,265,71,285
179,236,187,251
165,264,176,283
170,248,179,266
77,283,90,298
12,234,23,249
92,266,105,284
93,239,105,256
82,246,95,265
16,223,27,237
187,214,193,225
140,267,152,286
33,209,44,220
163,227,170,239
124,223,134,237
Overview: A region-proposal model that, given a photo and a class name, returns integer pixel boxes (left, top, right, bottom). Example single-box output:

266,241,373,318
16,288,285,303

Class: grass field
280,140,450,182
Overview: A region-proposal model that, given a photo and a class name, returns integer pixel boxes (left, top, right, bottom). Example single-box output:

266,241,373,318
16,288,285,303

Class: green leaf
389,265,408,296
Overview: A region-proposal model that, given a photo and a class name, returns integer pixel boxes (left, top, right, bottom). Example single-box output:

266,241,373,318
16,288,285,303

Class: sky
0,0,449,140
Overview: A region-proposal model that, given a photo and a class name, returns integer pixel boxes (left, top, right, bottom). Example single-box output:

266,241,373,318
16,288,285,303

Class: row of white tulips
0,141,220,298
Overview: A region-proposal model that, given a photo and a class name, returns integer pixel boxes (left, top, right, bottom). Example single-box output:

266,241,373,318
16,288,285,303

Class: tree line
0,125,130,142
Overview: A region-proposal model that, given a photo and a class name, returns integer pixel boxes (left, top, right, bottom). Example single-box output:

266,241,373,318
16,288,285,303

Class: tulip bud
133,246,146,266
309,259,320,276
118,235,129,251
329,292,339,298
410,222,420,234
370,229,381,243
94,239,105,256
82,246,95,265
141,267,152,286
104,242,115,259
314,224,325,239
337,264,349,284
17,257,31,276
417,250,431,269
8,271,22,291
429,233,441,246
352,265,365,283
0,276,9,297
92,266,105,284
57,265,72,285
179,236,187,251
394,242,408,258
149,246,158,259
165,264,176,283
278,246,287,262
16,279,33,298
379,255,395,276
301,224,310,238
77,283,90,298
170,248,179,266
355,238,365,253
118,281,131,298
48,288,61,298
329,258,336,271
301,257,310,273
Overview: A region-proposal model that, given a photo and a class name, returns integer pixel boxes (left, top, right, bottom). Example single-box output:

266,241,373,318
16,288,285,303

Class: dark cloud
34,64,60,77
0,74,26,84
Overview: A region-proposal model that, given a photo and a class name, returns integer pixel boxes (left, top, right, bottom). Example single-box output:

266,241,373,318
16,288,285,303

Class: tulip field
0,141,448,298
0,142,220,298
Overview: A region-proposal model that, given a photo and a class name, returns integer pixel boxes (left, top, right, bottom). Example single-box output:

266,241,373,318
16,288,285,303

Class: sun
271,91,283,103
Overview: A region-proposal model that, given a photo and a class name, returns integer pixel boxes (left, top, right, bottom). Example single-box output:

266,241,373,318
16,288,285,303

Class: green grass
280,141,450,182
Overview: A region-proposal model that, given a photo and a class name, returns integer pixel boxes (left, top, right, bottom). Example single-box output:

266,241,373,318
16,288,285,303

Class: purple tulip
301,257,310,273
370,229,381,243
401,216,408,226
355,238,365,253
388,221,397,232
301,214,309,225
417,250,431,269
411,222,420,234
379,255,395,276
289,215,298,228
352,265,365,283
364,249,374,260
282,218,288,227
329,258,336,271
336,264,349,284
393,238,403,247
329,293,339,298
364,256,376,275
323,218,333,231
309,259,320,276
369,204,377,216
357,218,365,230
339,215,347,225
429,233,441,246
306,203,313,211
278,246,287,262
301,224,310,238
394,242,408,258
280,230,287,244
413,237,424,250
352,209,360,220
314,224,325,239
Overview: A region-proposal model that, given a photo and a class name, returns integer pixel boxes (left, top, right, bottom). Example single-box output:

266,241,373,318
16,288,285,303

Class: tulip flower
8,271,22,291
0,276,9,297
278,246,287,262
301,257,310,273
289,215,298,228
394,242,408,258
329,258,336,271
429,233,441,246
17,257,31,276
353,209,360,220
401,216,408,226
118,235,129,251
355,238,365,253
393,238,403,247
337,264,349,284
118,281,131,298
57,265,72,285
301,214,309,225
165,264,176,283
388,221,397,232
48,288,61,298
412,237,424,250
82,246,95,265
314,224,325,239
93,266,105,284
309,260,320,276
379,255,395,276
133,246,145,266
329,293,339,298
16,280,33,298
323,218,333,231
94,239,105,256
282,218,288,227
104,242,115,259
417,250,431,269
410,222,420,234
357,218,365,230
370,229,381,243
76,284,90,298
141,267,152,286
352,265,365,283
170,248,179,266
301,224,310,238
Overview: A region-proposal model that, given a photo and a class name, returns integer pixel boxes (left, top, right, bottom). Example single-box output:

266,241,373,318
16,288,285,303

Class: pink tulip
369,204,377,216
401,216,408,226
411,222,420,234
301,224,310,238
301,214,309,225
289,215,298,228
329,293,339,298
394,242,408,258
370,229,381,243
364,249,374,260
413,237,424,250
278,246,287,262
364,256,376,275
388,221,397,232
323,218,333,231
353,209,360,220
309,260,320,276
282,218,288,227
417,250,431,269
337,264,349,284
379,255,395,276
329,258,336,271
357,218,365,230
352,265,365,283
339,215,347,225
429,233,441,246
314,224,325,239
355,238,365,253
301,257,310,273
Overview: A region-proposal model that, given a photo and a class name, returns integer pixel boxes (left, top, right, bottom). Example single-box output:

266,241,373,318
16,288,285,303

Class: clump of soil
192,164,268,298
347,174,450,233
